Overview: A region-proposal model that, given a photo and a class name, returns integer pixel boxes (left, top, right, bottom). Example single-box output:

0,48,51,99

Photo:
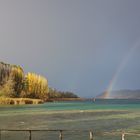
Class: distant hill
96,90,140,99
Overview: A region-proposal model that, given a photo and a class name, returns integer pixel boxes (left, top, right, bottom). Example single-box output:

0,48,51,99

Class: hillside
97,90,140,99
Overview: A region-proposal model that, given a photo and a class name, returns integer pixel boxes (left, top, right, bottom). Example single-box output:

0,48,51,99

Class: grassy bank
0,97,44,105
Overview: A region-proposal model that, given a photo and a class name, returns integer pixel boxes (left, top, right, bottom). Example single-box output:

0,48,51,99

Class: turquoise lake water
0,99,140,113
0,99,139,140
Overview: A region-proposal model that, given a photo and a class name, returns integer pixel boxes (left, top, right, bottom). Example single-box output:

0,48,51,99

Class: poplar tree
25,73,49,99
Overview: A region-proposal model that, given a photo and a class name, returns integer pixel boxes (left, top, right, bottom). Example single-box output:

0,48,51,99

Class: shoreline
0,97,84,105
46,97,85,102
0,98,43,105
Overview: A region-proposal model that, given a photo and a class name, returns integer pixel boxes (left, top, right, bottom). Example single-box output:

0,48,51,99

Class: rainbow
105,41,140,98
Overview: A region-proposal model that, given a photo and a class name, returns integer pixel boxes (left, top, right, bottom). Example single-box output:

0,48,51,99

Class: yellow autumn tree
24,73,49,100
11,65,24,97
0,62,24,97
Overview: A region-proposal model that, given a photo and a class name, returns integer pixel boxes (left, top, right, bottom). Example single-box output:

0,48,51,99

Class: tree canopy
0,62,78,101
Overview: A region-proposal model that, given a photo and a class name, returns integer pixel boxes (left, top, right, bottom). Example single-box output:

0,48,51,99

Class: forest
0,62,78,103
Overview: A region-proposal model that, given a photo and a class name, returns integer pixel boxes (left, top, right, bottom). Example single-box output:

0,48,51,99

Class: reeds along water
0,98,43,105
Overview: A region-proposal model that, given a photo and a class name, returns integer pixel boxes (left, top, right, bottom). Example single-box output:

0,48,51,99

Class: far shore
46,97,85,102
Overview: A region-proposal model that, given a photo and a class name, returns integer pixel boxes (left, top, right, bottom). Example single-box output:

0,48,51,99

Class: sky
0,0,140,97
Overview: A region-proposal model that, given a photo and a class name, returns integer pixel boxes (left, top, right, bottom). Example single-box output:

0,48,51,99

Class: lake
0,99,140,140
